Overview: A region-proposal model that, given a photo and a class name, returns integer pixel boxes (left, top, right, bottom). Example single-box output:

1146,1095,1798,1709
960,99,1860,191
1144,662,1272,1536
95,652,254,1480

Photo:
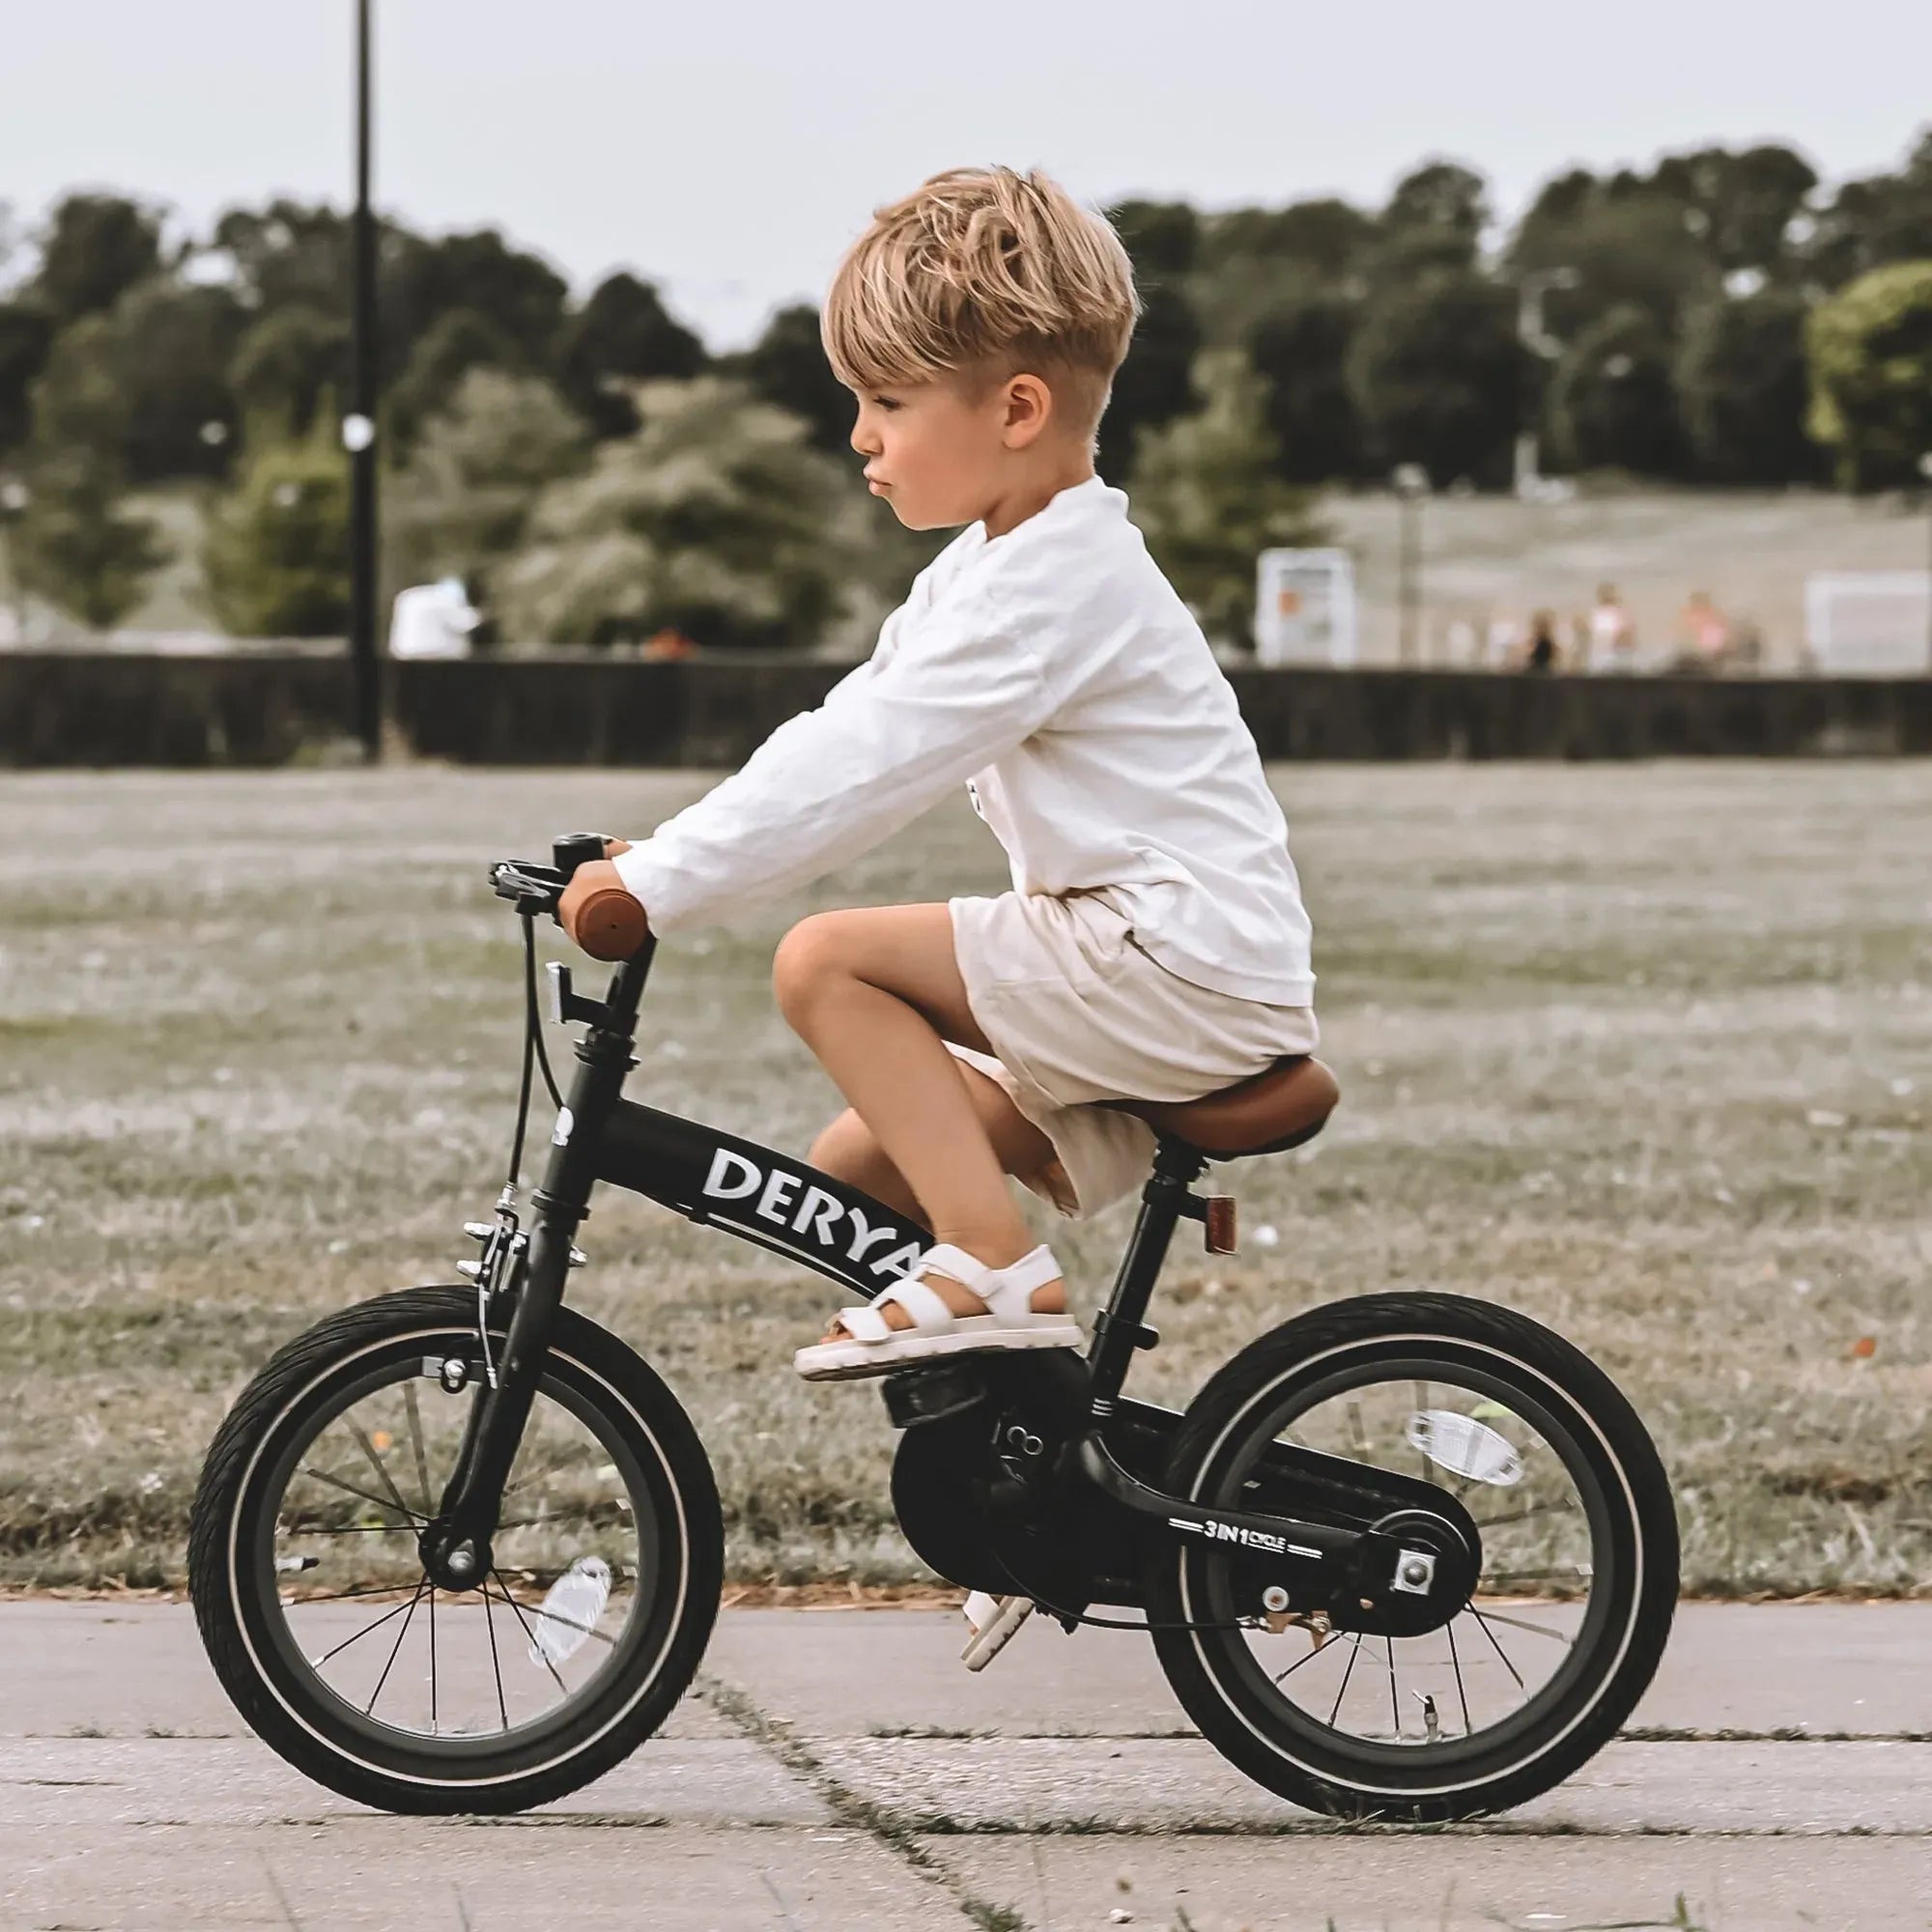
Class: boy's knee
772,913,846,1024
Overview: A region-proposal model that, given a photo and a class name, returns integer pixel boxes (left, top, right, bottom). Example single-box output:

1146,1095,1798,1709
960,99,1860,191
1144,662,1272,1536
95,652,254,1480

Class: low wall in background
3,651,1929,767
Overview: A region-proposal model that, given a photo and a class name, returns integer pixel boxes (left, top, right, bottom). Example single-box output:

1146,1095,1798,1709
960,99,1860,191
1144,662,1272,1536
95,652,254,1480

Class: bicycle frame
422,930,1464,1625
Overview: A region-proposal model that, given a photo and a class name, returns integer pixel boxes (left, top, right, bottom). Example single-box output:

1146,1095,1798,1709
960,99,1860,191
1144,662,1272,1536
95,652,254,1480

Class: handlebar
490,833,651,961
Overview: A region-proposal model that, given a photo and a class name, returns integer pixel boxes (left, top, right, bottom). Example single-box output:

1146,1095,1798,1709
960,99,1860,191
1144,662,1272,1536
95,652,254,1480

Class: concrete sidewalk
2,1601,1929,1930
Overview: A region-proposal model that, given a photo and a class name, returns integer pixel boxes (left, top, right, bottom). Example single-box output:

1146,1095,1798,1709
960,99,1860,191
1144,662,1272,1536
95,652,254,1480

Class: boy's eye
870,394,902,412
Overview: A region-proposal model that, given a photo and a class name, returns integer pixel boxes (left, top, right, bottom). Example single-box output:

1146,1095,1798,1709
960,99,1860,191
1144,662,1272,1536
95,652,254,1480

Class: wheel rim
234,1328,685,1767
1182,1336,1638,1789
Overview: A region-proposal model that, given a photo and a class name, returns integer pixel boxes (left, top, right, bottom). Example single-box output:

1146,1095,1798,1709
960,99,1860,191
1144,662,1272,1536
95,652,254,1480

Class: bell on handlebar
553,833,610,879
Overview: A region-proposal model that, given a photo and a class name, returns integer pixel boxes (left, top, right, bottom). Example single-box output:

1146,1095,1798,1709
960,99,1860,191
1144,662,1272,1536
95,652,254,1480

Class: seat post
1084,1136,1205,1413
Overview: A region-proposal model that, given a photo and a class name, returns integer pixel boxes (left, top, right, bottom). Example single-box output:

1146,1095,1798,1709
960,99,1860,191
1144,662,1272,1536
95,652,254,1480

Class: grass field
1,762,1928,1595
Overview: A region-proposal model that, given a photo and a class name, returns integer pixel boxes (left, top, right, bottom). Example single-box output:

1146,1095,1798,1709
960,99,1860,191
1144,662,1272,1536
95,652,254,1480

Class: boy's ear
1001,373,1053,450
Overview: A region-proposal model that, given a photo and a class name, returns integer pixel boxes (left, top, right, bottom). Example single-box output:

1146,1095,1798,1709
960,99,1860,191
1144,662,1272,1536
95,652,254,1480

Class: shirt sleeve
610,599,1056,931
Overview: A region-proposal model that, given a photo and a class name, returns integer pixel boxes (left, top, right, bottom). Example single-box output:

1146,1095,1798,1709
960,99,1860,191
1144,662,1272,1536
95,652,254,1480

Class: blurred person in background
1671,589,1730,672
1520,609,1561,672
1588,582,1636,673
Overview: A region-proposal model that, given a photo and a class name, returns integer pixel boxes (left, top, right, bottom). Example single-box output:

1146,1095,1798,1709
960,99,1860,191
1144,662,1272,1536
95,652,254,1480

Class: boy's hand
559,859,649,960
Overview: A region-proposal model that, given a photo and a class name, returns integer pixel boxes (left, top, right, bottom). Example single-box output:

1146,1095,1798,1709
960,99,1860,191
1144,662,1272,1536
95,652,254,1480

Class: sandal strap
980,1244,1063,1322
913,1243,992,1293
874,1274,957,1332
835,1302,896,1345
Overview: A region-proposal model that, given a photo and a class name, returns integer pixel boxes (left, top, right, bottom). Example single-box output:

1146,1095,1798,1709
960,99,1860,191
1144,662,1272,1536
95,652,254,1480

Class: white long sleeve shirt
611,475,1314,1006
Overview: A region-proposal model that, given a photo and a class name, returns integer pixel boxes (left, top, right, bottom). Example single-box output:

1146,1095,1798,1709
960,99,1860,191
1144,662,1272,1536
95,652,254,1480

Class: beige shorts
946,891,1318,1222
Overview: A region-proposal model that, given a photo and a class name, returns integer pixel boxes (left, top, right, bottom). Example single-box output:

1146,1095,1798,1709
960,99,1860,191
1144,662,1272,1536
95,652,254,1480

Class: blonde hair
823,166,1139,438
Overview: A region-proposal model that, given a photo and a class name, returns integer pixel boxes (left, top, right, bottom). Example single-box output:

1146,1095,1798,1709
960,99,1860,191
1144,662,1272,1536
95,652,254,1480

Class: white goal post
1255,549,1358,667
1804,572,1932,675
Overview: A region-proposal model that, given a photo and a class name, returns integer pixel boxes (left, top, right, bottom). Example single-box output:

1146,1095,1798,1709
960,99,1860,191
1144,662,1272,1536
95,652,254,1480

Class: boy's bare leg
773,903,1066,1334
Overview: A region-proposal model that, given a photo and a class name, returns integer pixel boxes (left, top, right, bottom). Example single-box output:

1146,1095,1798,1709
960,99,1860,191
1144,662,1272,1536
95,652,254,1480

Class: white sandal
960,1590,1035,1670
792,1242,1082,1382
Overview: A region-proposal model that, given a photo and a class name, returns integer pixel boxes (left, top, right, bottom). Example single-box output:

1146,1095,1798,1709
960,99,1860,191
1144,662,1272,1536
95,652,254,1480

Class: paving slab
0,1600,728,1739
0,1736,823,1828
822,1735,1932,1835
929,1835,1932,1932
0,1824,953,1932
705,1602,1932,1739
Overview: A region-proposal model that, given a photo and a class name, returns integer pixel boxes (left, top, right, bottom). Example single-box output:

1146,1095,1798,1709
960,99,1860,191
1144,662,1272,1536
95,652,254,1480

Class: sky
4,1,1930,349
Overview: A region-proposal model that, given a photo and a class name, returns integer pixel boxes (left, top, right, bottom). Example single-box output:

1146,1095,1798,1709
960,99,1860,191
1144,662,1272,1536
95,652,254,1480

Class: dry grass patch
1,762,1926,1591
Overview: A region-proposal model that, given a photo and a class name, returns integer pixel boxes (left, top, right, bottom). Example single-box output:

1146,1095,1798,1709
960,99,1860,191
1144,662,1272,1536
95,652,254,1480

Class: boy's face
846,372,1045,530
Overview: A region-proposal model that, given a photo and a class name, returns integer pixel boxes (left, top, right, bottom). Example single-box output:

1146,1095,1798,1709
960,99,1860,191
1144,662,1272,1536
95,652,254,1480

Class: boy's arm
609,608,1054,932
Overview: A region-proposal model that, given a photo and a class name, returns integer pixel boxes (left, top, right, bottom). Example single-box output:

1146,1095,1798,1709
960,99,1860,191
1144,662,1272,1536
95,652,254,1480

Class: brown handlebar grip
573,887,649,961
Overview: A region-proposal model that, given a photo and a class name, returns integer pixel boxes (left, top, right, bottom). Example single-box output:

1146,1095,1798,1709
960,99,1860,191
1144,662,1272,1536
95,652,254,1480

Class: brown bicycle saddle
1104,1055,1340,1158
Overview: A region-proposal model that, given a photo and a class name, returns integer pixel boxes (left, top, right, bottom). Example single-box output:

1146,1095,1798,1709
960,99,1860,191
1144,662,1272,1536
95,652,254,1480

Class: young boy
559,165,1316,1387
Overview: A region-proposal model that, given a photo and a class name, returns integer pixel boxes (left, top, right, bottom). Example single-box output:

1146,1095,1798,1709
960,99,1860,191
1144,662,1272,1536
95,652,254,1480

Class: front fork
420,990,643,1588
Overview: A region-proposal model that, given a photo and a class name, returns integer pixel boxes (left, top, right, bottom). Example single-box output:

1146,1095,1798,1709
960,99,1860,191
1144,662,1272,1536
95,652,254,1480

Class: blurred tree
1676,290,1821,482
1806,260,1932,490
385,227,570,369
0,301,55,456
1548,304,1685,476
204,418,352,637
1098,285,1199,484
1348,272,1525,486
1188,199,1378,346
211,200,355,314
1363,161,1488,287
25,283,242,480
1647,144,1819,279
555,271,707,437
230,304,351,441
385,367,589,602
385,307,523,449
738,303,851,452
1107,200,1200,281
32,193,162,325
1127,348,1325,648
1805,129,1932,287
1246,295,1366,482
497,376,868,649
1098,204,1203,482
1512,187,1718,340
12,450,167,631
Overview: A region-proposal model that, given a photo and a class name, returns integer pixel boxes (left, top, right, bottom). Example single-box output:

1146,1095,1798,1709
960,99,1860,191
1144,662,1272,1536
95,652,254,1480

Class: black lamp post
346,0,381,760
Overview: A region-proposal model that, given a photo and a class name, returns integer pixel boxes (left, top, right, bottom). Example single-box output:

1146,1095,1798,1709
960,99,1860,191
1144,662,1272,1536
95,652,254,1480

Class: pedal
880,1360,986,1429
1204,1196,1237,1255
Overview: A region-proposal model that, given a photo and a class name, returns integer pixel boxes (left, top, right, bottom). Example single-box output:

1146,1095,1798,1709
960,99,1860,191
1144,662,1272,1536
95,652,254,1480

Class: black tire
188,1286,723,1814
1146,1292,1677,1821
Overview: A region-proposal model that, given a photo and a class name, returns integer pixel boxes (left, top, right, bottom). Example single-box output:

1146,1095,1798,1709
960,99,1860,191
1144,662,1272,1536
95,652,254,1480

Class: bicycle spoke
364,1582,428,1716
311,1591,423,1668
1271,1633,1342,1688
1325,1635,1362,1727
1483,1566,1593,1586
284,1580,420,1608
1467,1606,1527,1690
1385,1635,1401,1741
1470,1605,1571,1643
1472,1498,1577,1532
1446,1617,1472,1736
500,1598,616,1648
483,1581,509,1733
403,1380,433,1515
350,1419,417,1526
298,1464,423,1525
284,1522,416,1537
486,1575,571,1700
428,1582,438,1734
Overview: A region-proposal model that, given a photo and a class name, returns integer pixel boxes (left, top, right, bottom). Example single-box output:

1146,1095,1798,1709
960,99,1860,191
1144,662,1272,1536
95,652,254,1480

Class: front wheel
1146,1292,1677,1821
188,1286,723,1814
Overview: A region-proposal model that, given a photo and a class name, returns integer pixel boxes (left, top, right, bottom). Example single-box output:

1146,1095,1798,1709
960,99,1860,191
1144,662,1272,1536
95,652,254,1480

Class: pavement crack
696,1669,1031,1932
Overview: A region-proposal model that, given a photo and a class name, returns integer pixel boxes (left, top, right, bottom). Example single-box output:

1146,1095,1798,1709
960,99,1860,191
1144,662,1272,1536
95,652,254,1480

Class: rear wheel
188,1286,723,1814
1147,1292,1677,1820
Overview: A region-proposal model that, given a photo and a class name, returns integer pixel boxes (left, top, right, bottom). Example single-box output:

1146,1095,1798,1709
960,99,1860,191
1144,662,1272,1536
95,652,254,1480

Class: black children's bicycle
188,835,1679,1822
